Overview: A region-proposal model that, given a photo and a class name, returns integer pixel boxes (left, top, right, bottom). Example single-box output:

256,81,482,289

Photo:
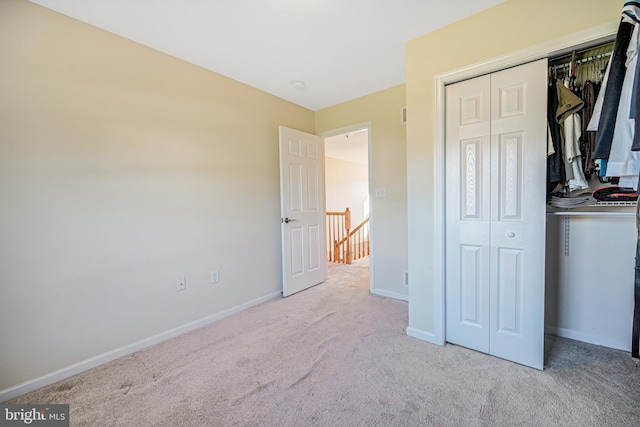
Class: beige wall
0,0,314,393
316,85,408,299
405,0,621,338
325,157,369,226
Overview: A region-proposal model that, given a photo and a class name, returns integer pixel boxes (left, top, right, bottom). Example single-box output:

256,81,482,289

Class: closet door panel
459,245,484,326
489,59,547,370
495,247,524,335
445,75,491,352
498,132,524,221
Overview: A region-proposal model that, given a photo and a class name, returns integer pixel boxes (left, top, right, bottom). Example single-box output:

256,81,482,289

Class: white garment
564,113,589,191
619,176,638,189
587,52,612,131
606,22,640,190
588,15,637,131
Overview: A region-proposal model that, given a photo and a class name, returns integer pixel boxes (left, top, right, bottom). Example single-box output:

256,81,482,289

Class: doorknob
507,231,515,238
283,217,297,223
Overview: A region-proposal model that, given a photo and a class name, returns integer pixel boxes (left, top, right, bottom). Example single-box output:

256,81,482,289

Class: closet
545,41,636,353
444,38,638,369
445,59,548,370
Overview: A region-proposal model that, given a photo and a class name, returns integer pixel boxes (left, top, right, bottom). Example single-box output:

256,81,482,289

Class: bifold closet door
445,59,547,369
445,74,492,354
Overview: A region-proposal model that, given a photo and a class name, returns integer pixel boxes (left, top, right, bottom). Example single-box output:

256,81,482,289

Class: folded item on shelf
548,194,598,208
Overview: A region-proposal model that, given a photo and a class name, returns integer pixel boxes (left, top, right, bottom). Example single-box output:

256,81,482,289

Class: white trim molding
407,327,437,344
432,21,619,347
371,288,409,302
545,326,629,352
0,291,281,403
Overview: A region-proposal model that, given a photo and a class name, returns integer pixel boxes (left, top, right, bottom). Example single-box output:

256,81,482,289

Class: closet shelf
547,201,637,217
593,201,637,207
547,211,635,217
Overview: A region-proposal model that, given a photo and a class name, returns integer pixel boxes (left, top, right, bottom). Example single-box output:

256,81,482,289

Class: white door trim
318,121,374,293
433,21,618,346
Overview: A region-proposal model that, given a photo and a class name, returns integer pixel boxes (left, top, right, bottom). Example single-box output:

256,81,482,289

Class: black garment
547,80,565,195
593,20,634,160
581,80,600,175
633,35,640,152
633,225,640,358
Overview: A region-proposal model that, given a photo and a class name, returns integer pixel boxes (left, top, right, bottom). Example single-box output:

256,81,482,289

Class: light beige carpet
10,259,640,426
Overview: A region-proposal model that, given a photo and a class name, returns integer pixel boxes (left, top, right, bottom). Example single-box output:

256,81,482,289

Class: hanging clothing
556,81,585,123
565,114,589,191
581,80,600,175
606,22,640,190
633,229,640,358
624,0,640,359
625,2,640,152
587,55,613,132
591,19,635,160
635,188,640,359
623,0,640,23
570,117,588,187
632,47,640,150
557,82,588,191
547,80,565,194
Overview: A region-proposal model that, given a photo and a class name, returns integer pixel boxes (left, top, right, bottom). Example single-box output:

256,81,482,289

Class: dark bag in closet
592,186,639,202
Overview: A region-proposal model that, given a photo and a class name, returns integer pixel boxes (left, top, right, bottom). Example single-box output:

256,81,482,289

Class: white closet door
445,59,547,369
488,60,547,370
445,75,492,353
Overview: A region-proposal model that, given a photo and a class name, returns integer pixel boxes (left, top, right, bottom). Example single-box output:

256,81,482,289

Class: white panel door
445,75,492,353
279,126,326,297
445,59,547,369
488,60,547,369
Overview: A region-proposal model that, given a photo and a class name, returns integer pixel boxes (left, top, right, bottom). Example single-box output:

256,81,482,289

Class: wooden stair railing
335,217,369,264
326,207,370,264
326,208,350,263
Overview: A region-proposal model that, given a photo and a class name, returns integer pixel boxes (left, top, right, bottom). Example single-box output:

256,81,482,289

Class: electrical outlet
210,270,220,284
176,277,187,292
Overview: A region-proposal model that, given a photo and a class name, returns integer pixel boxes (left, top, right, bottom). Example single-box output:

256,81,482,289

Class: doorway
320,123,373,292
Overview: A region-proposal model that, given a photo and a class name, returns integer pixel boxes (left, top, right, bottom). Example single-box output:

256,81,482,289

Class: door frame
432,22,618,346
319,121,374,293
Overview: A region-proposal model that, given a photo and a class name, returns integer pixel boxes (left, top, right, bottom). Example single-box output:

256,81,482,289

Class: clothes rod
550,41,615,64
550,51,612,70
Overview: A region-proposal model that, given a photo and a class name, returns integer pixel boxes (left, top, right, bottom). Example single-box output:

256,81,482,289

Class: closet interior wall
545,41,636,352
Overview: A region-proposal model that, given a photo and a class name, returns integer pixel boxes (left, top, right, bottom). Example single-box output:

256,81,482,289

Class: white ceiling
29,0,505,111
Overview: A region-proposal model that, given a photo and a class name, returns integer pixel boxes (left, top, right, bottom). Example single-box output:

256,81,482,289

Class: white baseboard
406,327,439,345
371,288,408,302
0,291,281,403
545,325,630,352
